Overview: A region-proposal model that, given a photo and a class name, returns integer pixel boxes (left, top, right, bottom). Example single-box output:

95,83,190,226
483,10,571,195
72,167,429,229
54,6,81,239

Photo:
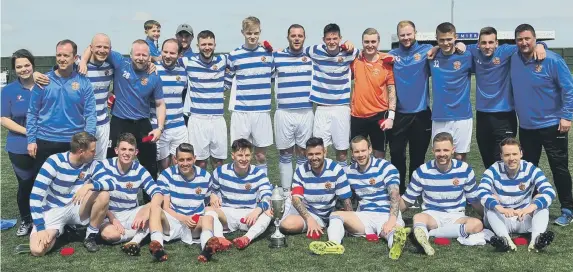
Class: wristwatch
158,126,164,132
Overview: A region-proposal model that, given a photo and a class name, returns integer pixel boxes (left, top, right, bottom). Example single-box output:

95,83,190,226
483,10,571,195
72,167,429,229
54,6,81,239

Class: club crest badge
492,57,501,65
104,70,110,76
212,65,218,70
71,82,80,90
369,178,376,185
245,183,252,190
302,56,308,62
78,172,85,180
453,61,461,70
372,68,380,76
195,187,202,194
325,182,333,190
414,53,421,61
519,183,526,191
337,56,343,63
16,95,22,101
141,77,149,86
175,75,181,82
261,56,267,62
453,178,460,186
126,182,133,189
535,64,543,73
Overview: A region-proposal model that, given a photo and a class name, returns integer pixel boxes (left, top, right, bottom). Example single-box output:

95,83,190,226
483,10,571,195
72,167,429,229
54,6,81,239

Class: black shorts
350,111,389,152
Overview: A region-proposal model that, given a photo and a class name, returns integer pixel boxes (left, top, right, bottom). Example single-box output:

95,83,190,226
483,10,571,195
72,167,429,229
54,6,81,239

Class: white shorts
486,210,535,234
95,122,110,161
274,108,314,150
103,206,144,229
422,210,467,228
157,125,189,161
230,111,273,147
31,203,88,237
432,118,473,153
188,114,228,160
353,211,405,236
282,202,326,231
163,211,201,245
313,105,351,150
220,207,253,232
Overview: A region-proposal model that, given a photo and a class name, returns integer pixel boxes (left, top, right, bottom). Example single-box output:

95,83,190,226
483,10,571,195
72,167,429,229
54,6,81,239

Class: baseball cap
176,24,194,36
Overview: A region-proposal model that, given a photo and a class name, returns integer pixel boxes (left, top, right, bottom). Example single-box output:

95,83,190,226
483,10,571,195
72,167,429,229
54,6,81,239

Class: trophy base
269,236,287,248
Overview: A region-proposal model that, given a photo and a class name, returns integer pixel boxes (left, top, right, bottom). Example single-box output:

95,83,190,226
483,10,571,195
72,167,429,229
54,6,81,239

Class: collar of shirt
399,41,420,52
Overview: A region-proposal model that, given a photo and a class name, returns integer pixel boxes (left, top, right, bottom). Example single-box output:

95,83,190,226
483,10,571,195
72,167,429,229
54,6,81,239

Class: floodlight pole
451,0,455,24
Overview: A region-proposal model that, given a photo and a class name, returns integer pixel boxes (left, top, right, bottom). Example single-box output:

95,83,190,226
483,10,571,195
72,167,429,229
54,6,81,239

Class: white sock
279,153,294,189
486,210,510,239
327,215,345,244
428,224,467,238
413,222,429,240
531,208,549,242
256,163,268,176
386,230,395,248
119,229,138,243
245,212,272,241
205,211,224,237
296,155,307,167
86,225,99,238
200,230,214,250
151,230,164,245
337,160,348,172
130,229,149,244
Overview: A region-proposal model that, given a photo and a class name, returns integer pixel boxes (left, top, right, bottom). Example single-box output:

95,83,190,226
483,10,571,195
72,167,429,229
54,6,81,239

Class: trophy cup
269,186,287,248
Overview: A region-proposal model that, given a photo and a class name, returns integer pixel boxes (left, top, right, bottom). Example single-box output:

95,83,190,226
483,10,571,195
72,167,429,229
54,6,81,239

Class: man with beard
272,24,313,193
79,39,166,184
350,28,396,159
181,30,228,170
401,132,483,256
27,40,97,172
478,137,555,252
176,24,195,58
147,143,230,263
510,24,573,226
209,138,273,250
151,39,188,172
308,136,410,259
279,137,353,241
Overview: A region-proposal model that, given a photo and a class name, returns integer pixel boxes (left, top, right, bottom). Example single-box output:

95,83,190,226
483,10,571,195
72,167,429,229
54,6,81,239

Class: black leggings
8,152,36,221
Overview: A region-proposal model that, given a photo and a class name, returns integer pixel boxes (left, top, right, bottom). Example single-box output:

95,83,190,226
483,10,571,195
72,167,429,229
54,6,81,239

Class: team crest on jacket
141,77,149,86
325,182,333,190
126,182,134,189
175,75,181,82
71,82,80,90
452,178,460,186
535,64,543,73
492,57,501,65
245,183,252,190
519,183,526,191
302,56,308,62
195,187,202,194
337,56,343,63
453,61,461,70
261,56,267,62
369,178,376,185
414,53,421,61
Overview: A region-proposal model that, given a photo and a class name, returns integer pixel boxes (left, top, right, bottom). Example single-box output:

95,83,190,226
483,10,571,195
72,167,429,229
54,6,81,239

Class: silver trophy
269,186,287,248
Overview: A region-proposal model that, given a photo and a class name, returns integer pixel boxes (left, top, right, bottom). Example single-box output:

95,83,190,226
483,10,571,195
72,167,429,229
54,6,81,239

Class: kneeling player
401,132,483,256
479,137,555,252
148,143,230,262
209,138,273,249
280,137,353,240
29,132,110,256
97,133,163,254
308,136,410,259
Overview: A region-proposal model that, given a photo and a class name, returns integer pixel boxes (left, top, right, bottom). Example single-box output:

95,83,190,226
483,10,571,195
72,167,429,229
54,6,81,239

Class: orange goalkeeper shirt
350,52,395,118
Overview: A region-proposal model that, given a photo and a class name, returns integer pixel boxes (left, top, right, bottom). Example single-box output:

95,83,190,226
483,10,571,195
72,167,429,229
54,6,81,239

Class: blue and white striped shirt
478,160,555,210
150,61,187,130
85,61,113,126
227,45,273,112
272,49,313,110
211,163,272,210
182,55,227,115
346,157,400,213
292,159,352,220
30,152,96,231
158,165,211,216
305,45,358,105
403,159,479,213
98,158,161,212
